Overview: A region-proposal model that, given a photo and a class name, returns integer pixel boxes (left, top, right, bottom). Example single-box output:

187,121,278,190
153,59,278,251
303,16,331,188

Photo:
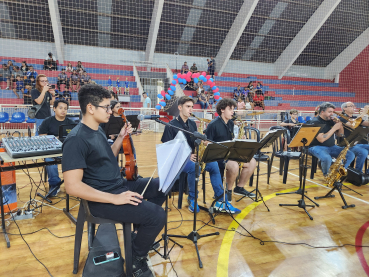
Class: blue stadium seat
0,112,9,123
297,116,306,123
26,118,36,123
9,112,26,123
305,116,312,122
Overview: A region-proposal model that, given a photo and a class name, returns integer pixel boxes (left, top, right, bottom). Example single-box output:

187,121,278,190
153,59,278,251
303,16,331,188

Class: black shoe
132,253,154,277
226,189,232,203
234,186,256,198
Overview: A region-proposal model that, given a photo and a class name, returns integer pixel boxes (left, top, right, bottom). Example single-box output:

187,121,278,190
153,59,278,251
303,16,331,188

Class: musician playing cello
308,102,355,181
338,102,369,174
161,96,241,214
62,84,165,277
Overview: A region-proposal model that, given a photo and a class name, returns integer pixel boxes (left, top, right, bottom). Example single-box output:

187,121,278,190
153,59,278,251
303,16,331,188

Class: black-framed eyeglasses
95,105,112,112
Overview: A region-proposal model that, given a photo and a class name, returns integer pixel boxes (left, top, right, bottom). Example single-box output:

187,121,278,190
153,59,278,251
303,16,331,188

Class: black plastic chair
177,172,189,209
244,126,272,185
73,199,132,276
269,126,302,184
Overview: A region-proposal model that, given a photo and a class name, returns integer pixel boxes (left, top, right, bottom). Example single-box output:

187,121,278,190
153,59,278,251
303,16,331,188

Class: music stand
314,128,369,209
200,140,262,220
279,126,321,220
236,129,285,208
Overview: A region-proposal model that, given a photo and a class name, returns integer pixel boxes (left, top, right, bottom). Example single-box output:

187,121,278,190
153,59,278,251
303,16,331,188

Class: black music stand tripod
314,127,369,209
279,126,321,220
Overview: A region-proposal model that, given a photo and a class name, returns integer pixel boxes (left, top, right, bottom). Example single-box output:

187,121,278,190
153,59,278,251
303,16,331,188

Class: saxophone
235,117,248,170
325,138,350,187
191,114,208,173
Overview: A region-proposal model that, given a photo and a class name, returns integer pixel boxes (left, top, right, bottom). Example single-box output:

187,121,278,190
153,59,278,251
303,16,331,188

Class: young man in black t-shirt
62,84,165,277
280,109,300,150
39,99,75,196
308,102,355,180
205,98,257,202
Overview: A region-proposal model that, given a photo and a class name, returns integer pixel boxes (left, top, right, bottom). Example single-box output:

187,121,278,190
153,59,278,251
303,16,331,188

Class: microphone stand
155,118,227,268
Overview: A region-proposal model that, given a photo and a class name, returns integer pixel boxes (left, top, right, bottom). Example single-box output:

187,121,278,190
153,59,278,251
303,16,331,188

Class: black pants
44,60,57,70
57,79,69,90
88,177,166,256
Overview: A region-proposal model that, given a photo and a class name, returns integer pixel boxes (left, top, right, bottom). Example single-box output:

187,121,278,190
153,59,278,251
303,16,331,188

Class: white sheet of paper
156,131,192,193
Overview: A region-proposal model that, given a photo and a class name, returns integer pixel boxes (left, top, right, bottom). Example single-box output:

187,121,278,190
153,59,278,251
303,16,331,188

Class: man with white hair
339,102,369,173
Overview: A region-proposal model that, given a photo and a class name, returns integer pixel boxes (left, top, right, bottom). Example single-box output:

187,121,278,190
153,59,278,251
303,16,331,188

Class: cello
118,108,138,180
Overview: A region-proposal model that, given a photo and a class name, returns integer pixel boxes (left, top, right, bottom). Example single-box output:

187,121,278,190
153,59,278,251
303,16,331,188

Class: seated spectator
26,66,38,80
65,62,73,73
0,64,12,90
23,83,32,105
20,61,29,74
197,82,205,96
7,60,14,74
44,52,57,71
80,71,91,87
12,75,24,99
39,99,75,196
256,82,263,94
207,87,214,105
236,97,246,117
57,68,69,91
190,63,198,73
76,61,84,71
88,78,97,85
12,66,24,83
242,86,248,100
29,76,36,89
124,78,130,95
62,90,71,104
253,90,265,110
198,84,209,109
245,90,254,110
69,69,80,92
181,62,189,74
184,80,196,91
233,85,242,101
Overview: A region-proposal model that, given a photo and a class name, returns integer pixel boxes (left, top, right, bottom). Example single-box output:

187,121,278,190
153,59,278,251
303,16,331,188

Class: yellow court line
216,185,318,277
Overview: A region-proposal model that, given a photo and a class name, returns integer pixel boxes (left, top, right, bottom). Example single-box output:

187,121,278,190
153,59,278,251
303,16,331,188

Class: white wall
0,38,326,79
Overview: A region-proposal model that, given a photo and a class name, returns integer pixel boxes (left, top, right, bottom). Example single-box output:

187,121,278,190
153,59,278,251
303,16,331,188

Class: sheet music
156,131,191,193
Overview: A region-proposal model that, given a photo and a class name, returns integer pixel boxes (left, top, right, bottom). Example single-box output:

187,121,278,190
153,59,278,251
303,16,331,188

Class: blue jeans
182,160,224,200
199,101,208,109
45,158,61,187
308,145,355,175
351,144,369,172
35,118,44,136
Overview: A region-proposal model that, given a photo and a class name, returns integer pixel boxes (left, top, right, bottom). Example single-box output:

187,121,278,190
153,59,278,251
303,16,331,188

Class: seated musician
103,100,124,142
339,102,369,174
205,98,257,202
161,96,240,214
38,99,75,196
280,109,299,150
308,102,355,181
62,84,165,277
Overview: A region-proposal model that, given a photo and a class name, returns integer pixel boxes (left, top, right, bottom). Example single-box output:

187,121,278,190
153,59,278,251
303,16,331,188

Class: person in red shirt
253,91,265,110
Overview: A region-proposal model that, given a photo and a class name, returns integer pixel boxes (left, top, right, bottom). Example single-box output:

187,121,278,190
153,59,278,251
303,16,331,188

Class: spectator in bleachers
181,62,189,74
124,78,130,95
23,83,32,105
208,60,215,78
80,71,91,87
57,68,69,91
31,74,56,135
116,77,121,94
236,97,246,117
70,69,80,92
233,85,242,101
197,81,205,97
88,79,97,85
198,84,209,109
210,56,215,70
0,64,12,90
253,90,265,110
62,89,71,105
76,61,84,71
39,99,75,196
20,61,29,73
65,62,73,73
142,92,151,109
242,86,249,100
190,63,198,73
44,52,57,71
12,75,23,99
12,66,24,81
206,59,210,74
256,82,263,94
245,90,254,110
29,76,36,89
26,66,38,79
7,60,14,73
207,87,214,106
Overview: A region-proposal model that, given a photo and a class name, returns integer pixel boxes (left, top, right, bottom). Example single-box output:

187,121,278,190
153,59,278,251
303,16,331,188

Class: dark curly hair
216,98,237,116
78,84,112,115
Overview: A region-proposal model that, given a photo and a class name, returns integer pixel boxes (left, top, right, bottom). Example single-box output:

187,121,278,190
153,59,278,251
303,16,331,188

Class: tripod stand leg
314,186,335,200
335,184,355,209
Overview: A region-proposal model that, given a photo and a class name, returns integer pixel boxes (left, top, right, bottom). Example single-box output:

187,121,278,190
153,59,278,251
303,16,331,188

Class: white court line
263,162,369,205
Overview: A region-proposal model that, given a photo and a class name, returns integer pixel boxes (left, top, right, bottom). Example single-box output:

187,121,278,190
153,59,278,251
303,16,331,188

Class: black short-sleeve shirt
205,117,234,142
283,118,299,139
309,116,336,147
62,123,125,192
161,116,197,151
338,114,367,144
38,116,76,137
31,89,52,119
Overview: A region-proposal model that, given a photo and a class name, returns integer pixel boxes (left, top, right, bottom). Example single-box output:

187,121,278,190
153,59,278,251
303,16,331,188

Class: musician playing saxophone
161,96,241,214
338,102,369,174
308,102,355,180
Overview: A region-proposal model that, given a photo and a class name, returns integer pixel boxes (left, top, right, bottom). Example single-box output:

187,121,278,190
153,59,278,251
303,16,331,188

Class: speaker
346,166,369,186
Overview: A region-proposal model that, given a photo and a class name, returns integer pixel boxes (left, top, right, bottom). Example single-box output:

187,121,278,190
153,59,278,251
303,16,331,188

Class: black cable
167,255,179,277
167,192,183,232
